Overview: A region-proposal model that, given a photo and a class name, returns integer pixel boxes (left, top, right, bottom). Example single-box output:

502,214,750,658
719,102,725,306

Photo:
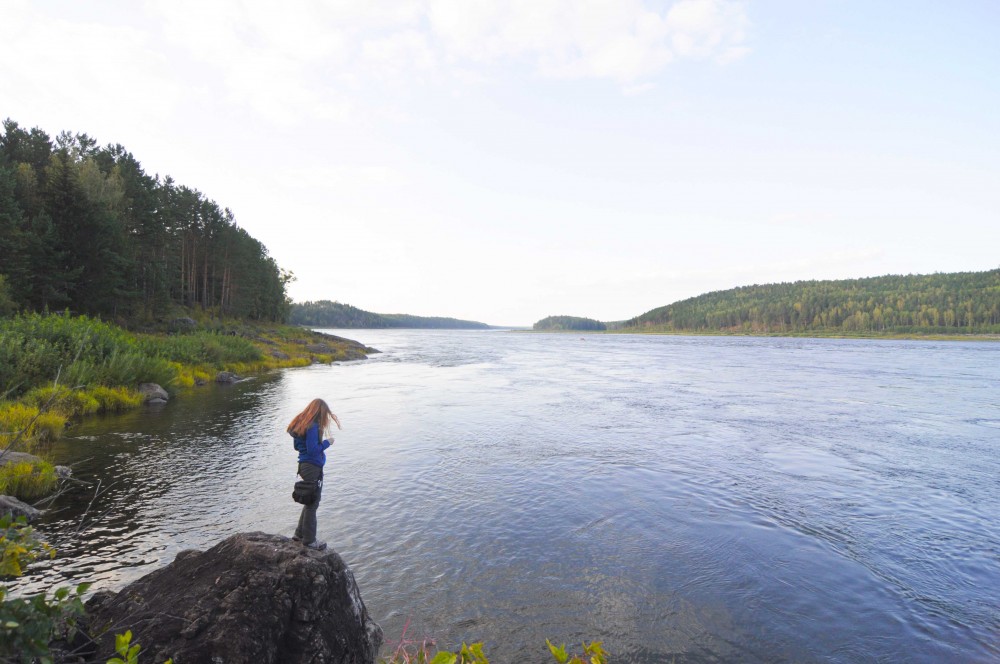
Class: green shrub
0,313,177,398
138,331,262,366
1,516,89,662
1,516,54,578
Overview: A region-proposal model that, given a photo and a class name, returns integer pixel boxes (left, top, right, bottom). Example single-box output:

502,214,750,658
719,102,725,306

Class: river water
17,330,1000,662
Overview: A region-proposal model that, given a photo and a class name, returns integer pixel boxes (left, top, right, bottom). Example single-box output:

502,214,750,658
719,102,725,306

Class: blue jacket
292,423,331,468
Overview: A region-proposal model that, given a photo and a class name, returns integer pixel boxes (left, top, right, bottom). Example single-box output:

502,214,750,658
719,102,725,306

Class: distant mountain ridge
624,269,1000,335
289,300,490,329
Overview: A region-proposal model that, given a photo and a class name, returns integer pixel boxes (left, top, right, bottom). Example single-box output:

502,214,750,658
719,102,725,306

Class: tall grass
0,313,175,398
0,461,58,501
0,402,67,449
137,331,262,366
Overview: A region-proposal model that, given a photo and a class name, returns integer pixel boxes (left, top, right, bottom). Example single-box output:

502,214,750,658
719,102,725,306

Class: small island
533,315,607,331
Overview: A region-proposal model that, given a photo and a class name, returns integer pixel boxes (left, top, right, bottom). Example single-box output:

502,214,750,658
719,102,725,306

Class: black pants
295,462,323,544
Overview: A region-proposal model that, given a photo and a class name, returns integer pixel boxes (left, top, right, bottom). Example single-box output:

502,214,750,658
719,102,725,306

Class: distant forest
534,315,606,331
290,300,490,329
0,119,290,322
625,270,1000,335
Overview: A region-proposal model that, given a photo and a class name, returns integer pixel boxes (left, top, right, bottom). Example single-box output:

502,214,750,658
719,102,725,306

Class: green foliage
290,300,490,329
546,639,608,664
87,385,144,412
23,386,100,417
626,270,1000,335
108,630,141,664
380,638,608,664
1,118,290,322
0,461,58,501
0,583,89,663
1,516,54,578
1,515,89,663
0,313,175,399
137,331,262,366
104,629,173,664
0,275,16,317
0,402,67,449
534,315,607,331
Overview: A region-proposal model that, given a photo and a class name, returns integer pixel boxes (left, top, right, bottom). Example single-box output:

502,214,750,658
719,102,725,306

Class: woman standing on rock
288,398,341,550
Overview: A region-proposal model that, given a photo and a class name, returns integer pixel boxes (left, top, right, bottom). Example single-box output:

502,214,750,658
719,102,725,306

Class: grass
0,461,58,500
0,402,68,450
0,312,373,458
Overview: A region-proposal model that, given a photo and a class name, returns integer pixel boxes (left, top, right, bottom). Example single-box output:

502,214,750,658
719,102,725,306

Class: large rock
138,383,169,403
0,495,42,522
0,450,43,467
85,532,382,664
215,371,239,383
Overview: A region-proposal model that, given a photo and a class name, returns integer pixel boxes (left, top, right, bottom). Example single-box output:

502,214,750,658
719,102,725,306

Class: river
17,330,1000,662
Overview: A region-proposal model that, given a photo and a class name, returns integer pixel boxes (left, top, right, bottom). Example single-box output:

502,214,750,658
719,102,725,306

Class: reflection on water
15,331,1000,663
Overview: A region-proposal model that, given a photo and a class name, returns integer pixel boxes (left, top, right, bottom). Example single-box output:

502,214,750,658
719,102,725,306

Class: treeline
626,270,1000,334
0,119,290,322
534,315,606,331
289,300,490,329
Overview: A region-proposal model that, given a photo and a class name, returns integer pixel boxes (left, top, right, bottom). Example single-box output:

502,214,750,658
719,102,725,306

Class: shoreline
1,318,379,502
522,328,1000,342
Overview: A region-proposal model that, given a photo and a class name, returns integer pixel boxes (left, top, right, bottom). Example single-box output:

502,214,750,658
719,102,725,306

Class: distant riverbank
524,327,1000,342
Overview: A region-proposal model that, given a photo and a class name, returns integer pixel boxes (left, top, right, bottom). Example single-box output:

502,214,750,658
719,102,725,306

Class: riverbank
522,327,1000,341
0,313,377,500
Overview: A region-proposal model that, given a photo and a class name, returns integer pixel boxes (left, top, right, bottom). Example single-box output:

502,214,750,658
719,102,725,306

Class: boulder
271,350,290,360
54,465,72,480
138,383,169,403
86,532,382,664
215,371,239,383
306,343,331,353
0,495,42,522
0,450,43,467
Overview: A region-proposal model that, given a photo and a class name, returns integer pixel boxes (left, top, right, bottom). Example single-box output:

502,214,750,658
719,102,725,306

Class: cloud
138,0,751,124
1,1,181,129
427,0,749,81
665,0,750,63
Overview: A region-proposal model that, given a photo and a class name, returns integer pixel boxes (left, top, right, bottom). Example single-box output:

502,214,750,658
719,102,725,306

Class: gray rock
54,465,72,480
0,450,44,467
86,532,383,664
215,371,239,383
305,343,331,353
138,383,169,403
271,350,290,360
0,495,42,522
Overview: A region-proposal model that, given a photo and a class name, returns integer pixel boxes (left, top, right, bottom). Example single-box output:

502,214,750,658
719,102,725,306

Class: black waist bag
292,479,319,505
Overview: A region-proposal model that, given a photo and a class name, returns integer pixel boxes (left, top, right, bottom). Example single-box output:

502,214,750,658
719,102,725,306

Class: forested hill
289,300,490,329
0,119,289,321
534,315,606,331
625,270,1000,335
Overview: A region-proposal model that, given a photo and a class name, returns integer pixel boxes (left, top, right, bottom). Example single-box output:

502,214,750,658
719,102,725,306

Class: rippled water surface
19,331,1000,662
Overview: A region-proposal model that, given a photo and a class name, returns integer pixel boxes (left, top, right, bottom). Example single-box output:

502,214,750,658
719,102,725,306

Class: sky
2,1,998,326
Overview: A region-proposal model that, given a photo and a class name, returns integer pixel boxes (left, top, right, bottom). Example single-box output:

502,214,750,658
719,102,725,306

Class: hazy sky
3,1,998,325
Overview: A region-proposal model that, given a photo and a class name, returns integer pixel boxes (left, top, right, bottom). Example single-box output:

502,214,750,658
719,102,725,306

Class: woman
288,398,341,550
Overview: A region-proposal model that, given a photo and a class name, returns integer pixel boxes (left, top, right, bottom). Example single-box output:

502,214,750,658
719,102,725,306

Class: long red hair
287,398,341,437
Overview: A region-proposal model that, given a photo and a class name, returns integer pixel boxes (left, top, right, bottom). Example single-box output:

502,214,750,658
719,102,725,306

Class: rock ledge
86,532,382,664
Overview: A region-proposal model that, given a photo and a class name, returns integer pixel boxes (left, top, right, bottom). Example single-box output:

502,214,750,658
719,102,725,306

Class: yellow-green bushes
0,403,68,449
0,461,58,500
